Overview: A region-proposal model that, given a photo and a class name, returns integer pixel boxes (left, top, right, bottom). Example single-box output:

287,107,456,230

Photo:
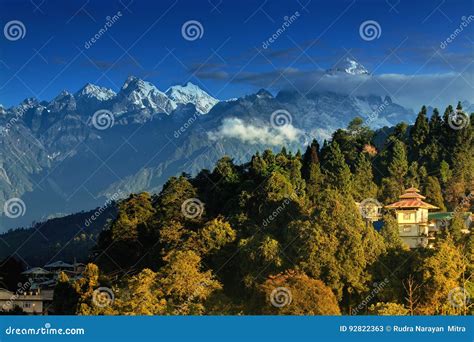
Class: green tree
352,153,378,202
52,272,78,314
380,212,404,249
409,106,429,162
424,176,446,211
321,141,352,194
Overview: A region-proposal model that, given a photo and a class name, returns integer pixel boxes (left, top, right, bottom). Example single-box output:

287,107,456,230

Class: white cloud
208,117,303,146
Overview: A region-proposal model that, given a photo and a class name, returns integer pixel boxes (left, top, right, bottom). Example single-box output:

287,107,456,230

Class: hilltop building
385,187,472,248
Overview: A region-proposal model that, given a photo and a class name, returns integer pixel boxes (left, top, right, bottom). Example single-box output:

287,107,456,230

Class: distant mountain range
0,58,448,232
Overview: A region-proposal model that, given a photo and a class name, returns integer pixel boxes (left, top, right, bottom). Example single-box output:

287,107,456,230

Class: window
23,302,32,308
403,213,411,220
403,226,411,232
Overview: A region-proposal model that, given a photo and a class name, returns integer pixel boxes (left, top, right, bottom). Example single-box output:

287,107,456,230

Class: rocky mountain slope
0,62,418,232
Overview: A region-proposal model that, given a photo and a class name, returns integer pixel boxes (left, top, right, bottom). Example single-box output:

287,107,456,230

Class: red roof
385,199,439,209
399,192,426,199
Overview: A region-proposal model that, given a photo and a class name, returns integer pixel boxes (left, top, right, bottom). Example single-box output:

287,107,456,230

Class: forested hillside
34,103,474,314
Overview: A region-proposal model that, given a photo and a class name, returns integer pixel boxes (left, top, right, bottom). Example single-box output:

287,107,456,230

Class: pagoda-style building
385,187,439,248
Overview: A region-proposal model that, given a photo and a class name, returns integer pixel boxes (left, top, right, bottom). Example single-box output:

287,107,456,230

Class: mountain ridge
0,73,452,233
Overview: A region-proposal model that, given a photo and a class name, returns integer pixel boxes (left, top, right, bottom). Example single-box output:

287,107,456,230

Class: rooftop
385,187,439,210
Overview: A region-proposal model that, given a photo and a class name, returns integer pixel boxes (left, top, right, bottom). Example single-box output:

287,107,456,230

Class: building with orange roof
385,187,439,248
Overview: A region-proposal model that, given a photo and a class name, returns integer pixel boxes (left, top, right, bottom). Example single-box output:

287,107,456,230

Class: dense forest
36,103,474,315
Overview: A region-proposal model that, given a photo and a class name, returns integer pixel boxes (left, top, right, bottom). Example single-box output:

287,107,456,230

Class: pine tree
424,176,446,211
409,106,430,162
352,153,377,202
321,141,352,194
381,138,408,202
301,139,320,181
425,108,444,168
380,212,404,249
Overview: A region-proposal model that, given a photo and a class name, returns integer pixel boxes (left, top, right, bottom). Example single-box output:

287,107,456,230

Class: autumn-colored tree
259,270,340,315
369,302,409,315
115,268,166,315
198,217,236,254
417,237,465,314
157,250,221,314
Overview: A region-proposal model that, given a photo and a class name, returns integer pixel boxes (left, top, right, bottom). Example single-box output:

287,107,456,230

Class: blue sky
0,0,473,109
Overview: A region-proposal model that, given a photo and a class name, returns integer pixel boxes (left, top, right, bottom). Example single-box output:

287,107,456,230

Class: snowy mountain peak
121,76,158,94
76,83,116,101
118,76,176,114
256,89,273,99
165,82,218,114
327,58,370,76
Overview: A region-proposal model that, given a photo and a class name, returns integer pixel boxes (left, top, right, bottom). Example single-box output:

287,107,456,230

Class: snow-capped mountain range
326,57,370,76
0,62,447,232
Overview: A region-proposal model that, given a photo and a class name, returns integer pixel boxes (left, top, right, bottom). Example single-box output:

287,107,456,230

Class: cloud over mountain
208,117,303,146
